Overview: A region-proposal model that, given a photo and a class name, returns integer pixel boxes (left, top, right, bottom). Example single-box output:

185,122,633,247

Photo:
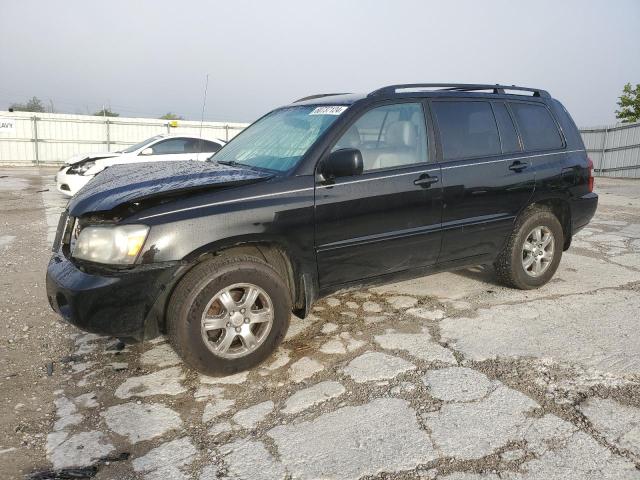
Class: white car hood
65,151,122,165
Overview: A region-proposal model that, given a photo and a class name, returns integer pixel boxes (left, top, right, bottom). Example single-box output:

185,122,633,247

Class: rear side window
509,103,564,151
199,140,222,153
151,138,190,154
492,103,521,153
181,139,220,154
183,139,201,153
432,101,500,160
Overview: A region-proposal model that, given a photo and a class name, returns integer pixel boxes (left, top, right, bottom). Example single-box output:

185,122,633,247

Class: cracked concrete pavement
1,168,640,479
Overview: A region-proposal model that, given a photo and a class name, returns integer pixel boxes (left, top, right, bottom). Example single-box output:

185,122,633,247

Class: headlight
67,161,95,175
73,225,149,265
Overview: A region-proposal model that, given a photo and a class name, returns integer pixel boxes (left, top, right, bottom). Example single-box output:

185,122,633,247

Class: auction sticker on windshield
309,106,348,115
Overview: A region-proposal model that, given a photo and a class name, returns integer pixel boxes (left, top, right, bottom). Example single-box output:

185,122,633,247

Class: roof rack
368,83,550,98
293,93,350,103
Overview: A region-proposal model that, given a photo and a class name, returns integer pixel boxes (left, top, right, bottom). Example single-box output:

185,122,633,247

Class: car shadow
449,264,503,288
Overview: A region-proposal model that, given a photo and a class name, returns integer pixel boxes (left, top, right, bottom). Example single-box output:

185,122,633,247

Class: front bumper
55,168,93,197
46,253,181,342
570,192,598,234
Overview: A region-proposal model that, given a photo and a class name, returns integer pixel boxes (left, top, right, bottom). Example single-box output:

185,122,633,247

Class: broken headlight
72,225,149,265
67,160,95,175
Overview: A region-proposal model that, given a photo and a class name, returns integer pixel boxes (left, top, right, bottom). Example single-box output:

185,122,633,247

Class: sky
1,0,639,126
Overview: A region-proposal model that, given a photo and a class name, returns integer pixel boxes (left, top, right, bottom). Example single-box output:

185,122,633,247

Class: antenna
199,74,209,149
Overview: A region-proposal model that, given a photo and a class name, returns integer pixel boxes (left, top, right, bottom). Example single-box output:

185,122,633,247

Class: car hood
66,151,121,165
68,161,273,216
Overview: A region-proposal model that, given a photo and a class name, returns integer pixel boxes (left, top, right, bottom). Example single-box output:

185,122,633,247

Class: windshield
211,106,346,172
120,135,163,154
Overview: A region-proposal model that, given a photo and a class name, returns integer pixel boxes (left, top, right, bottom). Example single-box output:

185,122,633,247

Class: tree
615,83,640,124
93,108,119,117
9,96,45,112
160,112,183,120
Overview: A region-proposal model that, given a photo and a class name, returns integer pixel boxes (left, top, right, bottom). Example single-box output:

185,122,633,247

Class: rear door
508,100,569,186
314,101,443,287
431,99,536,263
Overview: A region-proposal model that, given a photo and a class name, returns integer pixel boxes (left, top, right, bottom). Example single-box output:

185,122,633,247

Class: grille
52,210,69,252
52,211,76,255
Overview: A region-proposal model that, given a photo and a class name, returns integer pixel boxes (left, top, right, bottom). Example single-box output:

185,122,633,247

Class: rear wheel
167,255,291,375
494,206,564,289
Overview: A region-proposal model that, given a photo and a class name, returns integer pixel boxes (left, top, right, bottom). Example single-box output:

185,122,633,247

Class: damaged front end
47,207,184,342
46,160,273,342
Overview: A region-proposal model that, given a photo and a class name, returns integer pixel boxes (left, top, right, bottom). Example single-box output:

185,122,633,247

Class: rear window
432,101,500,160
509,103,564,151
492,103,521,154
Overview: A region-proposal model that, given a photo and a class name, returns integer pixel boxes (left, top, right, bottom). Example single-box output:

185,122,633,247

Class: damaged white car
55,134,225,196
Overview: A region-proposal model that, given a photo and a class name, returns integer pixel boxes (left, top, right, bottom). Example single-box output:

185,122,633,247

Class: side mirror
140,147,153,156
321,148,363,180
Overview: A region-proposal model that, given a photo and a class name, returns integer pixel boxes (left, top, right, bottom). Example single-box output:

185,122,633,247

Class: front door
314,101,443,288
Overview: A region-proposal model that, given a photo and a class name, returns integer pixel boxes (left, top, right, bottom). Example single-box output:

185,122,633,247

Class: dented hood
68,160,272,216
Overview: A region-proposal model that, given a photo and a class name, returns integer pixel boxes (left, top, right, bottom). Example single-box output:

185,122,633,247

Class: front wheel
167,255,291,376
494,206,564,290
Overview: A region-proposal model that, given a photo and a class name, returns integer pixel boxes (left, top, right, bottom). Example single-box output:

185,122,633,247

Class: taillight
587,157,594,192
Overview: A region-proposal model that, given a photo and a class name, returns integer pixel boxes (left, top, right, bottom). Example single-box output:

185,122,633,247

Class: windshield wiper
216,158,279,175
216,159,242,167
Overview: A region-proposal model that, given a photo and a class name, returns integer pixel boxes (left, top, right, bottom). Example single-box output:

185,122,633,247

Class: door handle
414,174,439,187
508,160,528,172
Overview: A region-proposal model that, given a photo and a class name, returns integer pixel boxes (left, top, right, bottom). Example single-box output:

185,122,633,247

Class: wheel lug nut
241,308,245,313
244,318,249,323
226,322,231,327
235,327,241,333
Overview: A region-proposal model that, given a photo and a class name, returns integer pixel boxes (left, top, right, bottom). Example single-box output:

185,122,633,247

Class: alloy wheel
200,283,274,359
522,226,555,277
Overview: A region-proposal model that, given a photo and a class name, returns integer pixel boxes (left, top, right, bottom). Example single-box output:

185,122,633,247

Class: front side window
212,106,343,172
509,103,564,151
432,101,500,160
331,102,428,171
121,135,163,154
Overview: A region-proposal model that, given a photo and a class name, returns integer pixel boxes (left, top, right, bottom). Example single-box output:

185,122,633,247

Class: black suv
46,83,597,374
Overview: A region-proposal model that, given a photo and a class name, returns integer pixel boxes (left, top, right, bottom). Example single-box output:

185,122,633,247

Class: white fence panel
580,122,640,178
0,111,248,165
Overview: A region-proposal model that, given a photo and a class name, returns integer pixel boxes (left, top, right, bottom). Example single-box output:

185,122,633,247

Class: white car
55,134,225,196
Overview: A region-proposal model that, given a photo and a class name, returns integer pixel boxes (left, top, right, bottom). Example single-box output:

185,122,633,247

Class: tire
494,205,564,290
167,254,291,376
